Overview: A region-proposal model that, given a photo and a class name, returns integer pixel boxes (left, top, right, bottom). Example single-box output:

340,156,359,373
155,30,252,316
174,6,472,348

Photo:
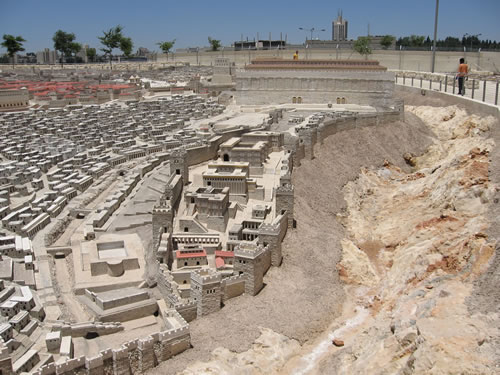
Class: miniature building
175,248,208,269
219,137,269,167
235,58,394,106
234,242,267,296
0,89,30,112
45,331,62,352
8,310,30,332
12,349,39,374
60,336,74,358
0,323,13,342
202,161,250,196
0,300,20,318
190,269,222,317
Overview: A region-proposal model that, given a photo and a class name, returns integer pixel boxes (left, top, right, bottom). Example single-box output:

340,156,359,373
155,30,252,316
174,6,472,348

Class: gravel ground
148,111,434,375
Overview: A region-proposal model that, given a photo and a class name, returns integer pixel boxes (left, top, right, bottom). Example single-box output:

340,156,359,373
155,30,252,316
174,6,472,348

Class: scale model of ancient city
0,9,499,375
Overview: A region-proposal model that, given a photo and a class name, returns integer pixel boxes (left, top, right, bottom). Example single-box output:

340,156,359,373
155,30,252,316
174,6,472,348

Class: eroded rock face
179,328,300,374
335,105,498,374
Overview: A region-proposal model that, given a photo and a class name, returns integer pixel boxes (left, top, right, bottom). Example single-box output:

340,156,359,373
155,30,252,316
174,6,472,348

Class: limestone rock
332,339,344,347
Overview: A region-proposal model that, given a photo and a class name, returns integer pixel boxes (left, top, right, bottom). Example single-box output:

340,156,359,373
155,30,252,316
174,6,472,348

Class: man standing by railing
457,58,468,96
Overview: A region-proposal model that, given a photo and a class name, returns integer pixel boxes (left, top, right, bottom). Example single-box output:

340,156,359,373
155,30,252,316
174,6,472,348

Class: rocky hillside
329,105,498,374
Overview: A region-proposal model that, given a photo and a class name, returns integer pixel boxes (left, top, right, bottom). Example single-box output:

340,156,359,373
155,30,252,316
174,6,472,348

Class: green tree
208,37,221,51
157,40,175,60
120,37,133,57
354,36,372,59
98,25,133,68
53,30,81,67
409,35,425,47
86,47,97,63
1,34,26,68
380,35,395,50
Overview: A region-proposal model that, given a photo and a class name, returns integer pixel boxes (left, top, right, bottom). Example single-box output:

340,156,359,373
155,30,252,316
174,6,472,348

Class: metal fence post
403,75,406,85
429,79,432,89
482,80,487,102
495,81,499,106
411,77,414,86
444,76,448,92
439,80,442,91
453,77,456,94
471,79,475,99
420,78,423,88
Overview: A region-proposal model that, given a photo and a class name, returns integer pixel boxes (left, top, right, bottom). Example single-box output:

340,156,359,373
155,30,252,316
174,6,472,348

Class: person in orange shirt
293,50,299,60
457,58,468,96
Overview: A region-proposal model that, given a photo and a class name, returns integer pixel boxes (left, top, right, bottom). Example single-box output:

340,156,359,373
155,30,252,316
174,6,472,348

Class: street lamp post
431,0,439,73
299,27,326,41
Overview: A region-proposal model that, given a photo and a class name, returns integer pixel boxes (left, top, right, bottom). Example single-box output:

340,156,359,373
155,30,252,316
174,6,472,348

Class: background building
332,11,348,41
36,49,58,64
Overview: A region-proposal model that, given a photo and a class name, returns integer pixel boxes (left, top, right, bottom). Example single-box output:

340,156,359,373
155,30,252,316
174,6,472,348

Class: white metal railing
395,73,499,106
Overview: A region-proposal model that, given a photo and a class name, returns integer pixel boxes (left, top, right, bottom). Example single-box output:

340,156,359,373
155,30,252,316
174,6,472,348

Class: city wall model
0,58,403,373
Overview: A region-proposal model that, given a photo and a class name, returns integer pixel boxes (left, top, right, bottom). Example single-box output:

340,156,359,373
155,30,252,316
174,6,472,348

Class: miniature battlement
153,205,171,213
221,274,245,286
36,324,190,373
164,308,189,325
138,336,154,350
258,222,280,235
99,348,113,360
234,242,266,259
55,356,85,372
174,300,196,310
191,269,221,284
35,362,56,374
86,355,104,369
276,185,294,194
171,148,187,157
113,346,129,360
159,325,190,341
123,338,139,350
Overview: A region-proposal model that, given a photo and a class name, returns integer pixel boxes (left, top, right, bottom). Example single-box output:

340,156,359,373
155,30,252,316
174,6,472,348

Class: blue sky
1,0,499,53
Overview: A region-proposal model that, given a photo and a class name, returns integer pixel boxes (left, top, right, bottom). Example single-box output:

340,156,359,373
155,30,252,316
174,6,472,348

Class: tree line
396,35,499,50
1,27,224,68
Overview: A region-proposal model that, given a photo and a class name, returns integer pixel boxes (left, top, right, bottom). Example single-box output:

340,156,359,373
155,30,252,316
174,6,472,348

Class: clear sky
1,0,499,53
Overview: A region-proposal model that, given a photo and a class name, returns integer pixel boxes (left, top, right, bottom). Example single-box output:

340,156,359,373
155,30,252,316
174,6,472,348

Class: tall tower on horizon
332,10,348,41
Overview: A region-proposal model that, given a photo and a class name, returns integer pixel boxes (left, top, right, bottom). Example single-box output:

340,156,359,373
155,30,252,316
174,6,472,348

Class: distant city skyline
1,0,499,54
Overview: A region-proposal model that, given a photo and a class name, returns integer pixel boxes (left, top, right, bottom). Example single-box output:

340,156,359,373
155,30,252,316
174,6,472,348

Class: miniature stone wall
34,311,190,375
51,321,124,337
221,274,245,302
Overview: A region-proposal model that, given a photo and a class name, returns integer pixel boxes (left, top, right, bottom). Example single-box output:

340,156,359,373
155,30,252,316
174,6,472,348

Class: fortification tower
275,184,294,229
190,269,222,317
234,242,266,296
259,222,283,267
152,205,173,263
170,149,189,185
296,126,316,160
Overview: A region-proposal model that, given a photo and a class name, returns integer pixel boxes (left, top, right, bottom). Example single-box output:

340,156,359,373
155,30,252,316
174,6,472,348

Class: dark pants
458,77,465,95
